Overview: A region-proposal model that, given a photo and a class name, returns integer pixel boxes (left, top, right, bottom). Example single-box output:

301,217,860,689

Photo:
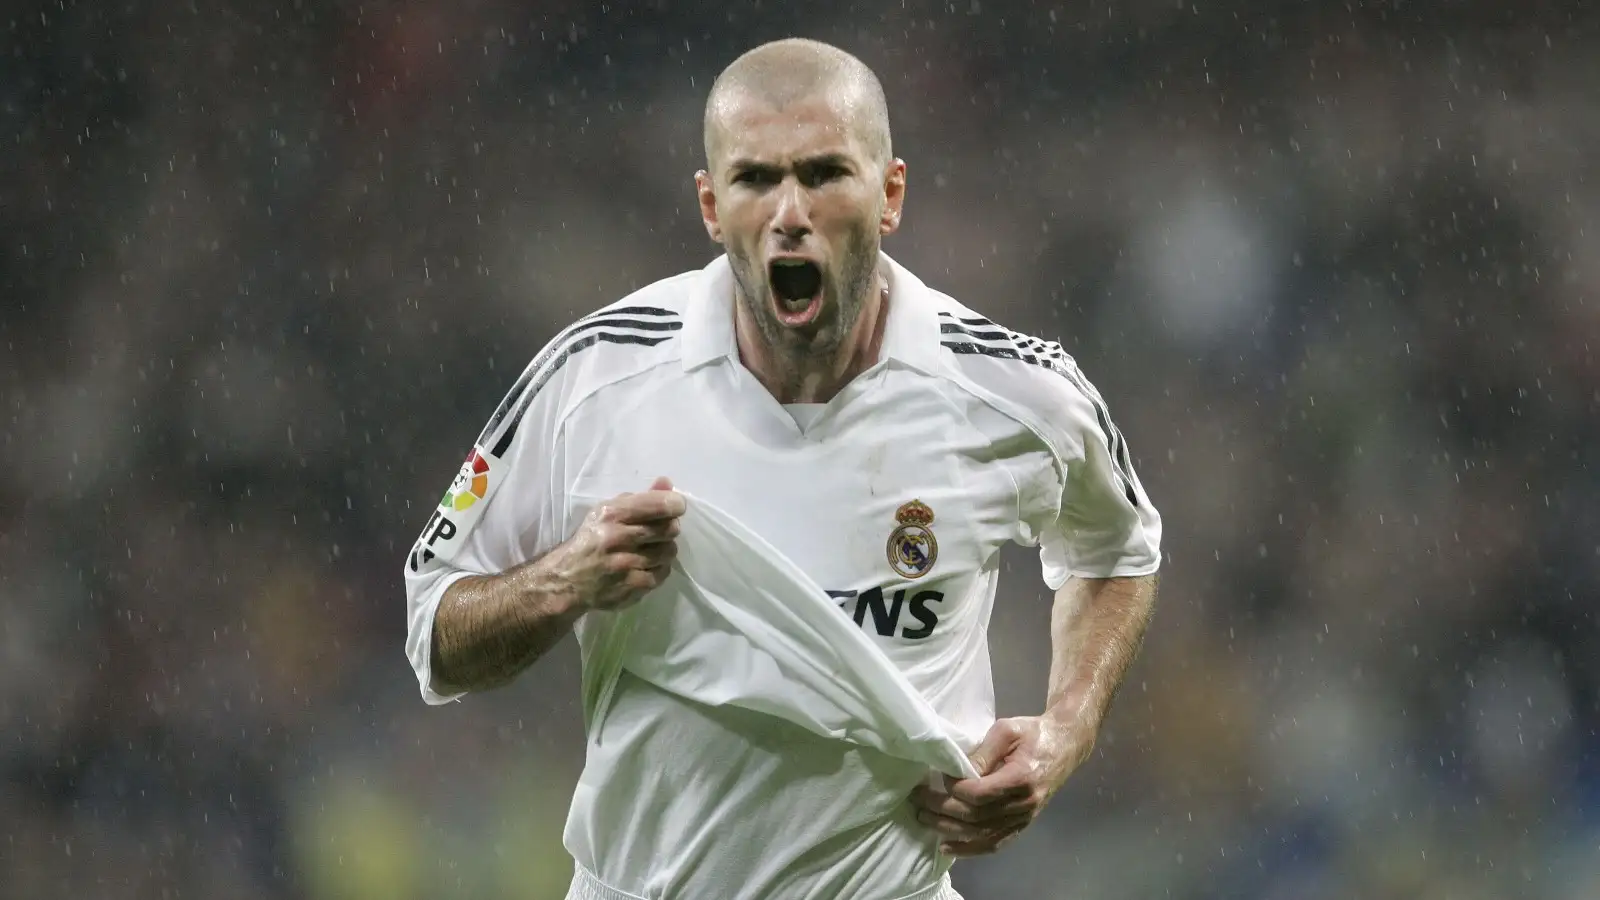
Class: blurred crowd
4,1,1598,898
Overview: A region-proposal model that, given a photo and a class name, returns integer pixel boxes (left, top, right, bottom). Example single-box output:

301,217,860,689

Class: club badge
887,499,938,579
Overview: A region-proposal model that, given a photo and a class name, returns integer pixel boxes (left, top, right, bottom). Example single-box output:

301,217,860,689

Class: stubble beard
729,225,882,396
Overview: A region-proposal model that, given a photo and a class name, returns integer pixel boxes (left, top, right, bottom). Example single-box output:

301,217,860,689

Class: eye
733,168,779,186
801,164,848,187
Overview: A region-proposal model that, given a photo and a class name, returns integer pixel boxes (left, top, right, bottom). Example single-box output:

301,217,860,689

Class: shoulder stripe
941,316,1141,507
574,315,683,334
940,312,999,328
489,329,679,457
597,306,678,319
942,340,1024,362
939,321,1012,343
478,313,682,453
477,305,681,444
1052,363,1140,508
1071,384,1138,504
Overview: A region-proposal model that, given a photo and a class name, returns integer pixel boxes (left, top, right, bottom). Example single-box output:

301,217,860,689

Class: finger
622,566,665,593
598,523,657,551
648,476,674,491
645,541,679,566
974,793,1041,820
940,827,1024,858
604,552,652,575
917,809,1032,844
634,518,681,544
635,545,677,575
968,719,1025,775
601,521,681,551
610,489,687,523
911,790,1023,825
909,787,977,823
915,811,987,843
949,759,1033,806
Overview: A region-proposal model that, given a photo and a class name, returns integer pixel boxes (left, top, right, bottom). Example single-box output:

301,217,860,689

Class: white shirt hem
565,863,959,900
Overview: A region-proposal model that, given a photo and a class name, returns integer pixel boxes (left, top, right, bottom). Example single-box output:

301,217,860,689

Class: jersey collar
680,251,943,374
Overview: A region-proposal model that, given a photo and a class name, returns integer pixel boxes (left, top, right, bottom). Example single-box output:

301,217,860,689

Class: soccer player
405,38,1162,900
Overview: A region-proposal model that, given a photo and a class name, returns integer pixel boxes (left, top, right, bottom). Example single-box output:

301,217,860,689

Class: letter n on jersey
826,587,946,641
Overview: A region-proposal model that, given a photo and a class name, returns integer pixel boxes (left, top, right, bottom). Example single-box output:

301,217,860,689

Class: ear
695,170,723,243
880,158,907,236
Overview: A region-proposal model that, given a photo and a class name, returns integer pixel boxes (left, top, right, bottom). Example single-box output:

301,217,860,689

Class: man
404,38,1161,900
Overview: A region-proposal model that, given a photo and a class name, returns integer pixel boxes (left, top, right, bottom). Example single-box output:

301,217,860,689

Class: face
696,93,906,362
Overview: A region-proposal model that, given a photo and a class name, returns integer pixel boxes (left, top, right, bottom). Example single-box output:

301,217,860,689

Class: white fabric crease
573,489,984,782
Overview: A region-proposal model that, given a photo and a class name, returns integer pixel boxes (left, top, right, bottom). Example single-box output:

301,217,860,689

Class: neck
736,269,890,404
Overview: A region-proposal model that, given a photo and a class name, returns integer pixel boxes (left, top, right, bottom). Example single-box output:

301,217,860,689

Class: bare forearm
1043,573,1159,733
430,556,584,693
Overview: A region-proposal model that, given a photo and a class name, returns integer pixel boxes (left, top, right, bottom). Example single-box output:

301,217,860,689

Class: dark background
4,1,1598,898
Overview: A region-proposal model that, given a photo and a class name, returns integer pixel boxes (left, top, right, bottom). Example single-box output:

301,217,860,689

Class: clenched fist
554,476,686,613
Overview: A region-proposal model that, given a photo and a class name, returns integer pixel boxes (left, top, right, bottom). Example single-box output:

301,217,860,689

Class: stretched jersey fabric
403,252,1162,900
571,487,984,781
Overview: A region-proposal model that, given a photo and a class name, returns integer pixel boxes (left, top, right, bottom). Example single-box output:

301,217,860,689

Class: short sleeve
1036,363,1162,589
402,352,571,704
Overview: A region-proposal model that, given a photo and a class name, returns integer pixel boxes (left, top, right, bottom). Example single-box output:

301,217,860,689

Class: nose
770,178,812,242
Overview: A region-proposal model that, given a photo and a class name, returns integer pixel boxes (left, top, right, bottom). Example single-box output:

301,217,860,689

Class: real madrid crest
887,499,938,579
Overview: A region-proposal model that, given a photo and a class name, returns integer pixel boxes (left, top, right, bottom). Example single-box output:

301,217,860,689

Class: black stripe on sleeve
941,340,1022,361
941,317,1142,507
489,326,680,457
595,306,679,319
939,321,1014,342
939,312,1000,329
1057,363,1140,507
477,312,681,447
476,307,679,444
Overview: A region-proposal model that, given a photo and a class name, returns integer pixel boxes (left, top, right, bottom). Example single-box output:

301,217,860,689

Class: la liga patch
443,448,491,511
408,444,504,574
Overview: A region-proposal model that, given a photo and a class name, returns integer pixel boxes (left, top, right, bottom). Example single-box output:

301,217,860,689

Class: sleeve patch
407,444,506,573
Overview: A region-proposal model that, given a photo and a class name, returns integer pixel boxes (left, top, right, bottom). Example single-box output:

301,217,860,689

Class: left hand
909,715,1094,857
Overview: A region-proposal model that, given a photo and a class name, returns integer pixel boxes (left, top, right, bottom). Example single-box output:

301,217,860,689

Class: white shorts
564,863,965,900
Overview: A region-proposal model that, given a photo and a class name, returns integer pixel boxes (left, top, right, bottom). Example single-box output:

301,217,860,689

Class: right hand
557,476,686,613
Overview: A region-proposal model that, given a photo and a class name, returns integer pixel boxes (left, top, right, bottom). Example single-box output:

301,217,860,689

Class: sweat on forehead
703,38,892,169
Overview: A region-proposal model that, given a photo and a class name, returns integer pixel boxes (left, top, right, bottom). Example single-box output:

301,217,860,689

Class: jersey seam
552,349,686,473
467,332,684,541
917,364,1028,538
922,299,1076,514
550,347,688,525
927,366,1067,538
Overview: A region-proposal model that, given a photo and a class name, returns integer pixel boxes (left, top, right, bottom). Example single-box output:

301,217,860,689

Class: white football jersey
404,253,1162,900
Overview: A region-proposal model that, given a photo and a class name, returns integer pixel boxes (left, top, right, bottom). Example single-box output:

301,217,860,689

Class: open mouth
768,259,824,327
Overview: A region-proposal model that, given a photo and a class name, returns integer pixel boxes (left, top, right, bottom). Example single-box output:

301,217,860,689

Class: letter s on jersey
827,587,946,640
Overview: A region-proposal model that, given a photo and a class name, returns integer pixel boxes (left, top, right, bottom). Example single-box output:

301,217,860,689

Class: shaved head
703,38,892,172
693,39,908,405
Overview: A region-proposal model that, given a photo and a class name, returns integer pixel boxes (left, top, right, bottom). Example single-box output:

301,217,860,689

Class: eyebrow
726,153,855,173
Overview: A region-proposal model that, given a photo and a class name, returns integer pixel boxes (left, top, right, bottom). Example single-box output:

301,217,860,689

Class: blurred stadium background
4,1,1598,898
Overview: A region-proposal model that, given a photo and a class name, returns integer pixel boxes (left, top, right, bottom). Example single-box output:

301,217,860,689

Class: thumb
649,476,674,491
968,721,1021,776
